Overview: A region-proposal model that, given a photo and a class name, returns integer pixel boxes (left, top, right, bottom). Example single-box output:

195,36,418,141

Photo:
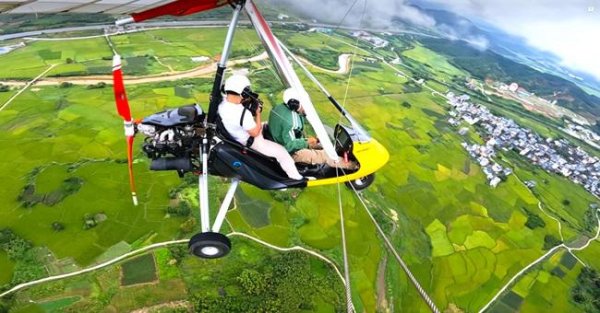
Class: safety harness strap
239,108,254,148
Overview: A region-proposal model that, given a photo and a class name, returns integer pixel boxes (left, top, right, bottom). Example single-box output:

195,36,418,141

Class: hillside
420,37,600,121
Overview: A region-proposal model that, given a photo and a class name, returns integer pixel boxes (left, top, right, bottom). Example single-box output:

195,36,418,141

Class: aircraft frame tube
245,1,338,160
199,139,211,232
207,3,243,124
212,178,240,232
219,4,243,67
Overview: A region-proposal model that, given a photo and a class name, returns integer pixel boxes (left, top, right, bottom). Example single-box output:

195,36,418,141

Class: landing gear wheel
344,173,375,191
188,232,231,259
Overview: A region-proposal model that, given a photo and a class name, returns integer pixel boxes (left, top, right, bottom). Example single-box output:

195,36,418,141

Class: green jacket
268,103,308,153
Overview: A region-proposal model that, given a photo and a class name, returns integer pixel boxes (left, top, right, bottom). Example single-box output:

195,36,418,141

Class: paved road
0,20,438,41
0,231,345,298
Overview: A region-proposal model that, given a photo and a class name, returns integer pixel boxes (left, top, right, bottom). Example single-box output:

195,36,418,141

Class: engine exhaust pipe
150,157,193,171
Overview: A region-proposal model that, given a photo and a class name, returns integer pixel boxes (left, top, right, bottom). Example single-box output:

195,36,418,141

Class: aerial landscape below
0,1,599,313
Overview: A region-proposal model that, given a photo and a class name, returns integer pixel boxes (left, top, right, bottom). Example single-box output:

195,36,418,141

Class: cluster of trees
83,213,107,230
572,267,600,313
179,218,196,234
51,221,65,232
17,177,83,208
543,234,562,250
0,84,9,92
193,252,343,313
402,81,423,93
269,190,298,206
0,228,45,286
86,82,106,89
583,205,599,235
167,201,192,217
522,208,546,229
59,82,73,88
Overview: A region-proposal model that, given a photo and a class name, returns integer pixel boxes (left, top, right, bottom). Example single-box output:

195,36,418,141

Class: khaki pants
250,135,303,180
292,149,357,169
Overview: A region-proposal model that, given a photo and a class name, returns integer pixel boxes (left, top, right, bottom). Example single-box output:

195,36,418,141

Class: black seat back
215,114,236,142
262,123,274,141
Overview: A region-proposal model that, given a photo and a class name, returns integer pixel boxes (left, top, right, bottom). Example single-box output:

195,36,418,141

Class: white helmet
284,88,309,104
224,74,251,95
283,88,307,112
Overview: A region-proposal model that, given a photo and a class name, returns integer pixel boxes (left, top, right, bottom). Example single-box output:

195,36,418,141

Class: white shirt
218,100,256,144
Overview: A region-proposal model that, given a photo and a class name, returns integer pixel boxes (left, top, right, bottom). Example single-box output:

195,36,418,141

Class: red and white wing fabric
245,1,339,160
112,54,138,206
0,0,228,17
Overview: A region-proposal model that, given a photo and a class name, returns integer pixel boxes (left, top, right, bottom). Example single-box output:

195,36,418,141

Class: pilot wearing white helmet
218,74,303,180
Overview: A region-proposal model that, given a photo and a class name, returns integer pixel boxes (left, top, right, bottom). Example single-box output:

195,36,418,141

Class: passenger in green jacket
268,88,357,169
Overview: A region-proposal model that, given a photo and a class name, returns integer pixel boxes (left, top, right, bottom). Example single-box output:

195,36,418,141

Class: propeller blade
126,135,138,206
113,55,131,121
112,54,138,206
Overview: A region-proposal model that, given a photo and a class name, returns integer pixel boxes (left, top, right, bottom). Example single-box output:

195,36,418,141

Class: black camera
241,87,263,116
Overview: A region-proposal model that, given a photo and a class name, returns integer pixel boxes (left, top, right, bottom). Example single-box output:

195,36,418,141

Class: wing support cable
327,0,440,310
335,168,356,313
339,165,441,313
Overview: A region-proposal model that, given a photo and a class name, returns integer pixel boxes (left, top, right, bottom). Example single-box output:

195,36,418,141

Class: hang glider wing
0,0,228,18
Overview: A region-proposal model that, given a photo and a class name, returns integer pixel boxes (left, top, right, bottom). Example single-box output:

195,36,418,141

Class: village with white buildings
446,92,600,197
349,31,390,48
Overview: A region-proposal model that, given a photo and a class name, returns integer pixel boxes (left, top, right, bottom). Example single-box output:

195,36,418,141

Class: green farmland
0,28,263,79
0,25,598,313
120,254,157,286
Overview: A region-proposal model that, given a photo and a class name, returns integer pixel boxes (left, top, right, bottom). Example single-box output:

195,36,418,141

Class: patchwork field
0,25,598,313
120,254,157,286
0,28,264,80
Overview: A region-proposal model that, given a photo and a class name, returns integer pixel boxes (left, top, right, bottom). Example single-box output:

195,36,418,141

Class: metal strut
207,3,244,125
199,3,245,234
199,138,210,232
212,179,240,232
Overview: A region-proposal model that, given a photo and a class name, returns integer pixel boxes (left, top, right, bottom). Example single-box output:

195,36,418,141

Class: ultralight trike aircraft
2,0,389,259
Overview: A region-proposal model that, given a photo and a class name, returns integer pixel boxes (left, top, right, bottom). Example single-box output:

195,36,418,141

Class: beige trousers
292,149,357,169
250,135,303,180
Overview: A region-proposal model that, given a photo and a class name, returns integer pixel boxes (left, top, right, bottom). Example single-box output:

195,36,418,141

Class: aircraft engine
137,105,205,173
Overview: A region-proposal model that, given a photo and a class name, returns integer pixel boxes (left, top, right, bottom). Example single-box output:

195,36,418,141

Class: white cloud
268,0,435,28
424,0,600,79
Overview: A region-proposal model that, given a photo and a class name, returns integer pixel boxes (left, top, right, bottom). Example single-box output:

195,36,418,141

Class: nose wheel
193,137,239,259
189,232,231,259
345,173,375,191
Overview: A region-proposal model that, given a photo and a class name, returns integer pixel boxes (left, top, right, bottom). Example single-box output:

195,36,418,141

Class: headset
286,98,301,112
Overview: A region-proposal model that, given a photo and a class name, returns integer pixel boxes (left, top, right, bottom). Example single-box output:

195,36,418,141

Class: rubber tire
188,232,231,259
344,173,375,191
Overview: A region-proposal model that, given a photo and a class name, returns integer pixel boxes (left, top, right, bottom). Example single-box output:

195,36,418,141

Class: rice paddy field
0,26,598,313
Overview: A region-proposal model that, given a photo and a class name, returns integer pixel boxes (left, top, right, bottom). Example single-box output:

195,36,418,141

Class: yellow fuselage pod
306,138,390,187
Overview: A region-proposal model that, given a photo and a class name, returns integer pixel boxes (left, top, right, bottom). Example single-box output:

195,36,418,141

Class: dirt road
0,51,352,88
